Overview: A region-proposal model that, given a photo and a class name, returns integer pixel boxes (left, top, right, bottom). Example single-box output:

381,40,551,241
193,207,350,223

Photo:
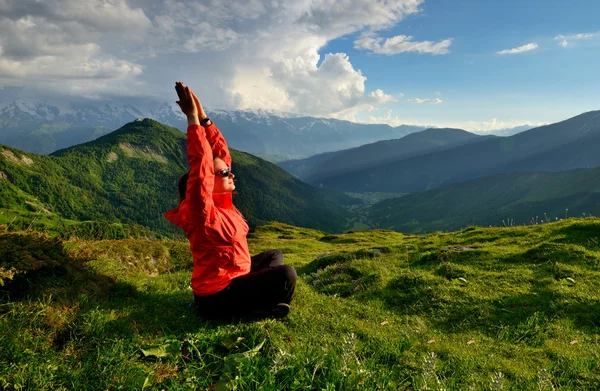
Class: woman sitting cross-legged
164,82,296,319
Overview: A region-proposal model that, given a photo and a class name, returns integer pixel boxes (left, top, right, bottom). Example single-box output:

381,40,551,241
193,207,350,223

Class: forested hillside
368,167,600,233
0,119,356,237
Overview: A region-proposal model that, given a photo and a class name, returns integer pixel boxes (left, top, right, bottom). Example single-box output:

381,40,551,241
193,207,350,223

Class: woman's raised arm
191,91,232,168
175,82,215,220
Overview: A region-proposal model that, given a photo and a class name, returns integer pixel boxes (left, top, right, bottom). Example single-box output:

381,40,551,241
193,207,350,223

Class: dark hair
178,171,189,203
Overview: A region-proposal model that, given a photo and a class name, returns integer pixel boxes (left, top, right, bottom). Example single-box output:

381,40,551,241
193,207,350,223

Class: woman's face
213,157,235,193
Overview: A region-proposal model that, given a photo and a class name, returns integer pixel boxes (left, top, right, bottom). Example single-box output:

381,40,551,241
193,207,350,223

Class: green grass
0,208,163,240
2,219,600,390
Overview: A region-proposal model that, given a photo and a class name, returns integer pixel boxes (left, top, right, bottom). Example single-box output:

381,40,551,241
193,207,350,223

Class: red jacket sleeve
186,124,214,220
203,122,232,168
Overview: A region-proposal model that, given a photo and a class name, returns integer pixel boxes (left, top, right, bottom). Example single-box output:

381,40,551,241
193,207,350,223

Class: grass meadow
1,218,600,390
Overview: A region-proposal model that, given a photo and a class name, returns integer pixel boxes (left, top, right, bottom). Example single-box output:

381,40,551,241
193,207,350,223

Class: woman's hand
175,82,199,125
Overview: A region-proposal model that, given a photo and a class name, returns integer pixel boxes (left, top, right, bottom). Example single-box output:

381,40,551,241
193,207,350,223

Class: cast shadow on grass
0,231,117,304
0,231,255,344
297,247,390,276
496,242,600,333
327,243,600,343
94,288,274,343
552,220,600,250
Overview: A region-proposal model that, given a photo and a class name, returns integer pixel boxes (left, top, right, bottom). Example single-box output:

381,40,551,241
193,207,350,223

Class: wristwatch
200,117,211,126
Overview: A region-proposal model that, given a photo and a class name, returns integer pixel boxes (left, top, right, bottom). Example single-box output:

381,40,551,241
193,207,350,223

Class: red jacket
164,123,251,296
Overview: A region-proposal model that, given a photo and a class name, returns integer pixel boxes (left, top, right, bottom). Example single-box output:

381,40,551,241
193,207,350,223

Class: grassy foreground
1,219,600,390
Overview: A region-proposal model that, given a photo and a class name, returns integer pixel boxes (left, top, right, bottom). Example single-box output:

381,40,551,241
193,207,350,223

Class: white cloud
328,90,400,122
182,23,240,52
270,52,370,114
355,33,453,55
555,32,598,48
295,0,423,37
408,98,443,104
0,0,149,94
329,103,380,123
360,113,545,132
496,43,538,55
368,89,398,103
222,0,423,115
458,118,546,132
363,109,412,127
1,0,423,117
0,0,151,57
0,51,143,81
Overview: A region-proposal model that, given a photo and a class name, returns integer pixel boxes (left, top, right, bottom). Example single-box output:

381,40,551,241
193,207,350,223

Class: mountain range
0,98,535,160
0,119,356,237
2,100,598,237
279,128,495,182
291,110,600,193
0,98,428,158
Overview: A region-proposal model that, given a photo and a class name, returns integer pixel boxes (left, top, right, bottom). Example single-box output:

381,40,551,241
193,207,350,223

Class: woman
164,82,296,319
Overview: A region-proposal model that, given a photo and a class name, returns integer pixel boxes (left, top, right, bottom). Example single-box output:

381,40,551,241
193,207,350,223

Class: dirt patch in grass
2,149,34,166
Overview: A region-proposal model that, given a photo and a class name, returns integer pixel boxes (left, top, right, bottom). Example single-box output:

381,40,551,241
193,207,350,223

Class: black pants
194,249,297,317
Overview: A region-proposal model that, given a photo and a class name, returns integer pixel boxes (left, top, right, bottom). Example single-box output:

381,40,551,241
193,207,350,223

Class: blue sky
0,0,599,130
322,0,600,128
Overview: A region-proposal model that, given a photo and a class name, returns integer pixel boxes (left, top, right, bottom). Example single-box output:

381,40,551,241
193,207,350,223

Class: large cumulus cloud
1,0,432,115
0,0,150,97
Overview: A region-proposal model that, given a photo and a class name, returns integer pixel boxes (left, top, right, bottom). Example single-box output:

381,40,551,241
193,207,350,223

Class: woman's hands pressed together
175,82,209,126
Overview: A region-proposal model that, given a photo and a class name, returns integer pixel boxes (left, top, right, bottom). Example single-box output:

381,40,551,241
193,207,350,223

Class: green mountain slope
0,119,355,236
318,110,600,192
2,219,600,389
279,128,488,181
368,167,600,233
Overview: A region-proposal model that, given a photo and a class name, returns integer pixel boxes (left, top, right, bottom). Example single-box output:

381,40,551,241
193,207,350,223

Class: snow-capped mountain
149,102,187,124
60,104,145,125
0,100,60,122
0,100,145,127
0,98,432,157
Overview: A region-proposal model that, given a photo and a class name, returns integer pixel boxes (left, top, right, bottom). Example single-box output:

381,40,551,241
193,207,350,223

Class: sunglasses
215,168,232,177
